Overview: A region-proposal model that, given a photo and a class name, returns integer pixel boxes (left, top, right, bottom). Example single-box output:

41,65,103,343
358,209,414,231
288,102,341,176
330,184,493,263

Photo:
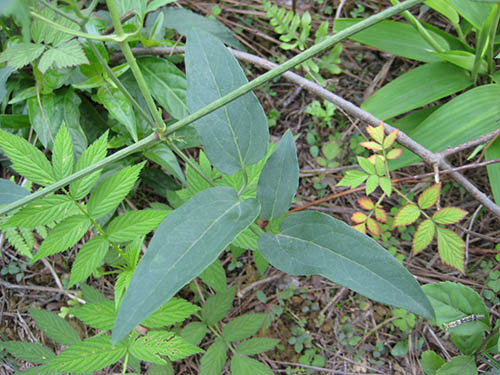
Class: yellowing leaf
366,218,381,236
358,197,374,210
432,207,467,224
413,219,435,254
375,207,388,223
360,141,383,151
436,227,464,272
351,211,367,223
352,223,366,234
383,129,398,149
386,148,403,160
366,123,385,143
418,183,441,209
393,204,420,227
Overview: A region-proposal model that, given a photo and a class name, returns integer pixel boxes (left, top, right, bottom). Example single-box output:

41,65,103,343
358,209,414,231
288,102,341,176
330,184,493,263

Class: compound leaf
222,313,266,342
5,194,74,227
418,183,441,209
393,204,421,227
230,354,273,375
106,210,169,243
432,207,467,224
28,308,80,346
199,259,227,293
235,337,279,356
51,123,74,180
199,338,227,375
143,298,200,328
72,300,116,331
436,227,465,272
0,341,55,364
69,236,110,287
413,219,435,254
38,40,89,73
202,286,237,326
0,42,45,69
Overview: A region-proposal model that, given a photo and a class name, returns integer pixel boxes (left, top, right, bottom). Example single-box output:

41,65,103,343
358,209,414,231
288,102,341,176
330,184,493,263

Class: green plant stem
0,0,423,216
122,352,129,375
106,0,166,132
168,141,216,187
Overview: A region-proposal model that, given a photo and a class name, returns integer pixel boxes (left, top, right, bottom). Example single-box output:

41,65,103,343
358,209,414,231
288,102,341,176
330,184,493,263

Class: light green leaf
199,338,227,375
449,0,493,29
31,6,77,45
432,50,487,74
81,284,109,304
138,57,189,120
0,341,55,364
143,298,200,328
200,259,227,293
436,227,464,272
258,211,435,319
0,42,45,69
358,156,376,174
94,83,138,142
365,174,378,195
115,269,133,309
420,350,445,375
413,219,435,254
144,142,185,183
31,215,90,263
432,207,467,224
418,184,441,209
186,28,268,174
202,286,237,326
232,226,259,250
1,227,33,258
87,162,145,220
113,187,260,342
28,308,81,346
5,194,74,227
105,210,169,242
362,62,472,121
0,130,55,186
425,0,459,25
69,131,108,200
38,40,89,73
73,300,116,331
69,236,110,287
379,176,392,196
222,314,266,342
181,322,208,347
435,355,477,375
46,336,127,373
333,19,448,62
52,123,74,180
337,170,368,188
486,137,500,205
392,85,500,169
231,354,273,375
146,0,177,13
0,179,29,205
393,204,421,227
236,337,279,355
257,130,298,220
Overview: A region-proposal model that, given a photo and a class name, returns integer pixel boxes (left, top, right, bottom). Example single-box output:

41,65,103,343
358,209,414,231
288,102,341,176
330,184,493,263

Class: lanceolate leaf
432,207,467,224
0,341,55,364
138,56,189,120
418,183,441,209
436,227,465,272
51,123,74,180
231,354,273,375
0,130,55,186
236,337,279,355
5,194,74,227
258,211,435,319
113,187,260,342
186,28,269,175
485,137,500,205
222,314,266,342
144,142,185,183
46,336,127,373
69,236,110,287
257,130,299,220
105,210,169,242
31,215,91,263
0,179,29,205
87,162,145,220
28,308,81,346
199,338,227,375
413,219,435,254
143,298,200,328
393,204,421,227
202,286,237,326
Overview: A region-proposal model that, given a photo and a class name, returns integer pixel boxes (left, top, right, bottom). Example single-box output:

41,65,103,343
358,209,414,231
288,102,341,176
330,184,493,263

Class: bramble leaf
51,123,74,180
383,130,398,149
379,176,392,196
366,174,378,195
366,123,385,144
386,148,403,160
5,194,74,227
0,43,45,69
413,219,435,254
358,156,376,174
366,217,381,236
360,141,383,151
358,197,374,210
351,211,367,224
231,353,273,375
352,222,366,234
73,300,116,331
0,341,55,364
236,337,279,355
200,259,227,293
143,298,200,328
418,184,441,209
202,286,237,326
199,338,227,375
436,227,464,272
432,207,467,224
38,40,89,73
222,314,267,342
393,204,420,227
69,236,110,287
28,308,80,346
375,207,388,223
105,210,169,242
337,170,368,188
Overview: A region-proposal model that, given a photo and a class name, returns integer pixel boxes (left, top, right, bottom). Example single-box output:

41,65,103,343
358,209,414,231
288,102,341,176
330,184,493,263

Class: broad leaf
418,184,441,209
393,204,421,226
69,236,110,287
52,123,74,180
436,227,465,272
144,142,185,183
0,341,55,364
105,209,168,242
222,314,266,342
45,336,127,373
449,0,493,29
432,50,487,74
230,354,273,375
186,28,268,175
257,130,298,220
413,219,435,254
5,194,74,227
87,162,145,219
202,286,237,326
113,187,260,342
258,211,434,319
425,0,459,25
362,62,471,121
199,338,227,375
38,40,89,73
0,179,29,205
28,308,81,346
0,42,45,69
181,322,208,347
432,207,467,224
31,214,91,263
72,300,116,330
420,350,445,375
435,356,477,375
143,298,200,328
138,56,189,120
0,130,55,186
236,337,279,355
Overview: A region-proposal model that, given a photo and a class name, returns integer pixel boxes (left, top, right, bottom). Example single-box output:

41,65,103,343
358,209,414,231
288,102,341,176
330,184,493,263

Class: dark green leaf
28,308,80,346
486,137,500,205
258,211,434,319
236,337,279,355
73,300,116,330
202,286,237,326
144,142,185,183
113,187,259,342
222,313,266,342
199,338,227,375
435,355,477,375
199,259,227,293
0,341,55,363
69,236,110,287
0,179,29,205
230,354,273,375
186,28,268,174
0,114,30,129
181,322,208,346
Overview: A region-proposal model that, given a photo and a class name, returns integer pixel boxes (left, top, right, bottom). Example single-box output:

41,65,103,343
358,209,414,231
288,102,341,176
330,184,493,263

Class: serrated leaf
28,308,80,346
72,300,116,331
257,130,298,220
199,338,227,375
46,336,127,373
2,227,33,258
418,184,441,209
383,130,398,149
106,210,169,242
222,313,266,342
393,204,420,227
181,322,208,347
358,197,374,210
5,195,74,227
360,141,383,151
114,270,133,309
51,123,74,180
186,28,268,174
432,207,467,224
69,236,109,287
436,227,465,272
31,6,78,46
38,40,89,73
366,124,384,144
357,156,376,174
202,286,237,326
386,148,403,160
374,155,385,176
413,219,435,254
0,130,55,186
236,337,279,355
0,43,45,69
81,284,109,304
87,163,145,219
143,298,200,328
200,259,227,293
351,211,367,224
379,176,392,196
366,217,380,236
337,170,368,188
0,178,29,205
31,215,90,263
365,174,378,195
69,132,108,200
231,354,273,375
0,341,55,363
374,207,387,223
113,187,259,342
259,211,435,320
